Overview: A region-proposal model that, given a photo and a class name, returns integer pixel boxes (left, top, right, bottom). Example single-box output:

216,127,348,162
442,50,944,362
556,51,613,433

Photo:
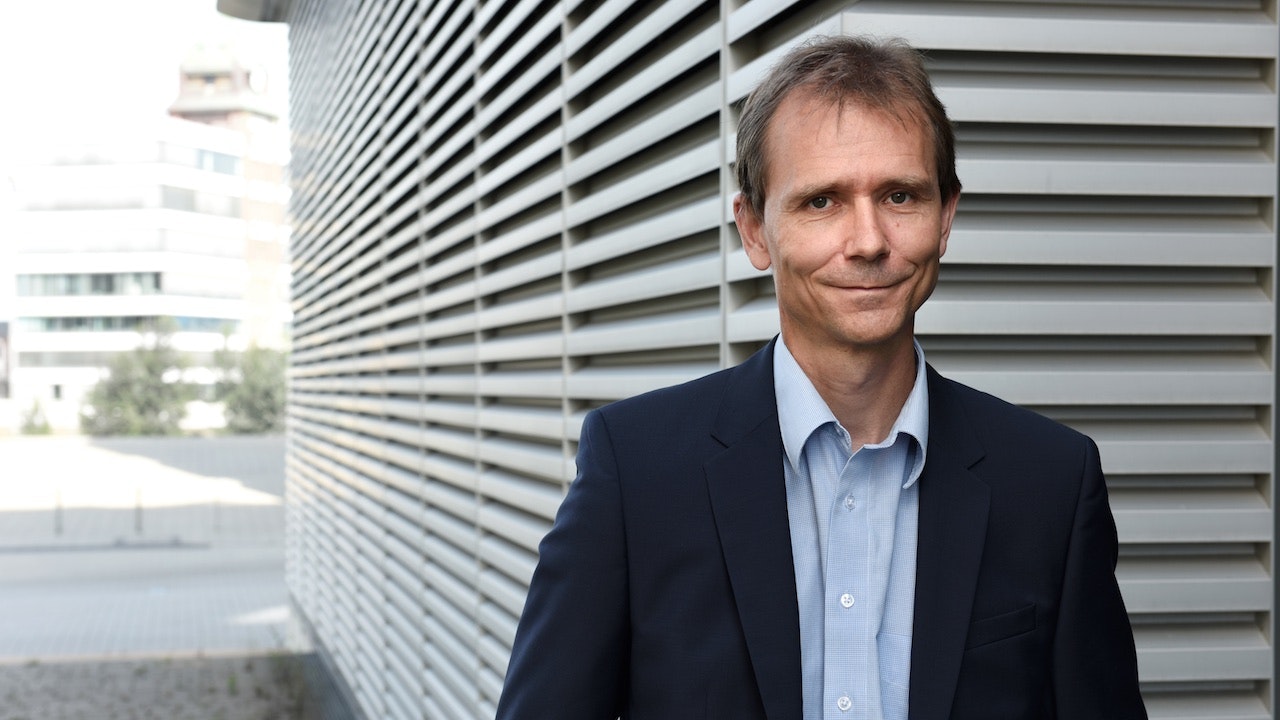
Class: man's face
735,90,958,360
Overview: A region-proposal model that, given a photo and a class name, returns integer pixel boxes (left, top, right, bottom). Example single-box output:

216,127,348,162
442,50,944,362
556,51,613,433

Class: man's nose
842,200,890,261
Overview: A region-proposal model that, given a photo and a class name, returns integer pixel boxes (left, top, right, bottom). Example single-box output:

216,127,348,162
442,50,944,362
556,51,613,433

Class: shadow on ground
86,435,286,495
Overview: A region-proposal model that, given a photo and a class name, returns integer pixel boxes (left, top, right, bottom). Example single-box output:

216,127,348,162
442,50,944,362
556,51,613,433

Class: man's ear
734,193,773,271
937,191,959,258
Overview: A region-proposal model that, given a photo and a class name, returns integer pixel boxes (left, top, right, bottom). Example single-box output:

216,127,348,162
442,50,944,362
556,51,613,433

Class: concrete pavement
0,435,294,661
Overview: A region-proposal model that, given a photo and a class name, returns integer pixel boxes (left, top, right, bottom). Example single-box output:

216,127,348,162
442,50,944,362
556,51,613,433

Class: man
496,35,1146,720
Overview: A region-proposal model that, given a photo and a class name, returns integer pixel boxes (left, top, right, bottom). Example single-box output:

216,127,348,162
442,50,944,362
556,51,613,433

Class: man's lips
830,278,905,291
824,269,909,291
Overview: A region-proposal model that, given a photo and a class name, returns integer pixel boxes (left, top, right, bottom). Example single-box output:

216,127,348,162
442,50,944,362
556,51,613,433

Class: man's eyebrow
784,183,840,204
887,176,937,197
784,176,938,203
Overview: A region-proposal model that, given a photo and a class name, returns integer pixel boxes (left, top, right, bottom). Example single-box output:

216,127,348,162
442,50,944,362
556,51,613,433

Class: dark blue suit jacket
497,341,1146,719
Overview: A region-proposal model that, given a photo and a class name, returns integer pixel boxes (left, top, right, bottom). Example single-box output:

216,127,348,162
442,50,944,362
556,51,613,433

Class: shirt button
837,695,852,712
839,593,855,608
844,495,856,510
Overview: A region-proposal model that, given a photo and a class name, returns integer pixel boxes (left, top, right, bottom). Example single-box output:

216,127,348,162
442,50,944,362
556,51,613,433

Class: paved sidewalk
0,435,293,661
0,652,313,720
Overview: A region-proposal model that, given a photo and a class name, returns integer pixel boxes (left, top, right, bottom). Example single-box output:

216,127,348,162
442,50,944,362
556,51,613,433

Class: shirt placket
823,427,874,720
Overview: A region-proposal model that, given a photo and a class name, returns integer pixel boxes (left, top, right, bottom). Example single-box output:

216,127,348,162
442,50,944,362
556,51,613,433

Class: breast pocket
964,603,1036,650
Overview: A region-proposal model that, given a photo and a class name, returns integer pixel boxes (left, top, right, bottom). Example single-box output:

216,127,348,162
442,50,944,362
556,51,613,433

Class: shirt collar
774,335,931,488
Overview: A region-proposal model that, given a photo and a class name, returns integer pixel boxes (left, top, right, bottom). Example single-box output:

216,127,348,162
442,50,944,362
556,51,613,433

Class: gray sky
0,0,288,141
0,0,289,321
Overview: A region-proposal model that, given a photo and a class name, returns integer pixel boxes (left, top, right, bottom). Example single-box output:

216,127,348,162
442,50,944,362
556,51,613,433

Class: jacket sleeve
495,409,630,720
1053,438,1147,719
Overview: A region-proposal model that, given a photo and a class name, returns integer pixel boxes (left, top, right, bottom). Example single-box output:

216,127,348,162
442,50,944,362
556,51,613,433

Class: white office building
3,46,290,432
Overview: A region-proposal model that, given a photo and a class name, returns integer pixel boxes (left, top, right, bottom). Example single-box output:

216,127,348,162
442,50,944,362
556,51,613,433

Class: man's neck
784,335,919,451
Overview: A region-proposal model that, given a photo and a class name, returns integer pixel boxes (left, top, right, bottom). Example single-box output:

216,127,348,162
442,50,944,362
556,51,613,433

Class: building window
20,350,218,368
161,185,240,217
17,272,162,297
18,316,238,333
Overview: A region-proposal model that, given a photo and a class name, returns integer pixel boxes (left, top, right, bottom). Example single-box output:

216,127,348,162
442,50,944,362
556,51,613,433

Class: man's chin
815,326,915,355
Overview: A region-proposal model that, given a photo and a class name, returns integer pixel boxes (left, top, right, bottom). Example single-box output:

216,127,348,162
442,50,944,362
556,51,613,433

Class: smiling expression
735,90,958,361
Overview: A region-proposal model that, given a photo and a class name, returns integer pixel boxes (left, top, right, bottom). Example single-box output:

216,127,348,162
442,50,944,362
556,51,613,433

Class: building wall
277,1,1278,718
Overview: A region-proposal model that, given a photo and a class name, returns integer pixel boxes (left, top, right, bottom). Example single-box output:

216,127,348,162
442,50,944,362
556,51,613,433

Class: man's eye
888,192,910,204
808,197,831,209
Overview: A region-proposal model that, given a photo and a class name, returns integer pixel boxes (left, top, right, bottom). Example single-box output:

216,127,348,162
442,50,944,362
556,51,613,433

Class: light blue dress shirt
774,337,929,720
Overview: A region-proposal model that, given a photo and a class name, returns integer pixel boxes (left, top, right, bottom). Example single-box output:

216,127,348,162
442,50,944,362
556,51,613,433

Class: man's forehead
772,86,926,135
758,88,936,183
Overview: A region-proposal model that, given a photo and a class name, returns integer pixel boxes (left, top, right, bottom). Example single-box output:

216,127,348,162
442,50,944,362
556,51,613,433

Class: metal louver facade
270,0,1279,717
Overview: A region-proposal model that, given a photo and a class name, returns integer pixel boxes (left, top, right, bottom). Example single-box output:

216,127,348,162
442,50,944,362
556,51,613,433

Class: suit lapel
704,341,803,720
908,368,991,720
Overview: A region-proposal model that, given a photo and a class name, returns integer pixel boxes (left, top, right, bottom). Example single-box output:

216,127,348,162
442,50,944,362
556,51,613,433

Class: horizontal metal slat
940,85,1276,128
565,0,643,56
566,0,708,98
420,639,475,720
477,501,550,554
958,153,1276,198
476,372,564,399
1096,437,1271,476
940,367,1272,406
1119,558,1270,614
478,212,563,265
477,604,519,664
477,129,562,198
477,532,539,588
565,197,720,271
477,405,564,442
725,15,843,103
477,260,564,308
916,297,1273,336
565,365,714,402
568,310,722,356
566,83,721,186
1142,690,1269,720
423,566,479,629
566,23,721,141
479,42,561,127
478,566,530,618
1135,623,1272,682
943,224,1274,268
1115,512,1271,545
477,0,562,84
476,659,505,712
476,438,567,484
476,171,564,235
568,254,722,313
566,140,720,229
475,332,563,363
423,513,479,576
420,611,478,690
840,3,1278,59
478,91,563,167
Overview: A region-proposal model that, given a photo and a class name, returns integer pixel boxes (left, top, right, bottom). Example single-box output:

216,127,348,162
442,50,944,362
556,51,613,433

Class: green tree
80,328,194,436
20,398,52,435
216,345,287,434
